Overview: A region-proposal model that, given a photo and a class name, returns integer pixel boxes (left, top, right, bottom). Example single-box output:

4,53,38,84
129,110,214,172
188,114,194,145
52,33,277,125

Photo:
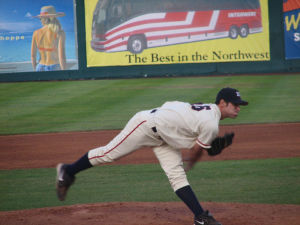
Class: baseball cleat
56,163,75,201
194,210,222,225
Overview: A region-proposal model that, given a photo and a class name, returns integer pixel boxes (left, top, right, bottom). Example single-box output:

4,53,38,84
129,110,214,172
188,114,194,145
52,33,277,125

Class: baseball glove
207,132,235,156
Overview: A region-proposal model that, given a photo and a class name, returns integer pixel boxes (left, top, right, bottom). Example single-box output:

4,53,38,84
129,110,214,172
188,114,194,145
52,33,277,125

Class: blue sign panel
283,0,300,59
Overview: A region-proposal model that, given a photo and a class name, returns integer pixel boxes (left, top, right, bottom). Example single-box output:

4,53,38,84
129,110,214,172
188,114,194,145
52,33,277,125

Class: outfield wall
0,0,299,82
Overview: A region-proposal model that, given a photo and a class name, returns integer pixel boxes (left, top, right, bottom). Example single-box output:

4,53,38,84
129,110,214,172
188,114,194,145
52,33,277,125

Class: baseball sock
175,185,204,216
65,152,92,177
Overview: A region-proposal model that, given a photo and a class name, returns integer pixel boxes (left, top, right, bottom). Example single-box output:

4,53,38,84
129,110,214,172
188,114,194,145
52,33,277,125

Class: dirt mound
1,202,300,225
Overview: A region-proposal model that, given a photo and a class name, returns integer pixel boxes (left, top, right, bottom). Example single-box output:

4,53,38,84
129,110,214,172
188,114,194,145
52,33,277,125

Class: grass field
1,158,299,211
0,74,300,135
0,74,300,212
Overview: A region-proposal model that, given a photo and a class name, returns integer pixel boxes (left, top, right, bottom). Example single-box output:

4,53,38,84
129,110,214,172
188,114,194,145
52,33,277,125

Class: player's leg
56,110,162,201
60,122,147,182
153,145,204,216
87,111,162,165
153,145,222,225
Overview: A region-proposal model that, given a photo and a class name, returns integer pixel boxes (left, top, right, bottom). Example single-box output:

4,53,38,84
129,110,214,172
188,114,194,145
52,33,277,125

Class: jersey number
191,104,211,111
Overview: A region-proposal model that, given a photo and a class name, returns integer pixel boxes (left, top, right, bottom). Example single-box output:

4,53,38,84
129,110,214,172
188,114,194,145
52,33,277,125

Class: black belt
150,109,157,132
152,127,157,133
150,109,157,113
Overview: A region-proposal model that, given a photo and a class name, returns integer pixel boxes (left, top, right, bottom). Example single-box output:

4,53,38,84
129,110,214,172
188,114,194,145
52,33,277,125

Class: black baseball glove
207,132,235,156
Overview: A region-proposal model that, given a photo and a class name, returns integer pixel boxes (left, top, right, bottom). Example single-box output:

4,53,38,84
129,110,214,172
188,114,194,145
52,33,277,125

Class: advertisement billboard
85,0,270,67
0,0,78,73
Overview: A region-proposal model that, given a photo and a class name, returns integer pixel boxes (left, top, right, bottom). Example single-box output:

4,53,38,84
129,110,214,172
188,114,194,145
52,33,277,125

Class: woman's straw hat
35,6,65,18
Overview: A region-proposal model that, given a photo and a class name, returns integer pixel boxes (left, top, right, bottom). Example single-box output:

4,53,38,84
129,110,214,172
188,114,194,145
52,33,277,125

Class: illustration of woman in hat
31,6,66,71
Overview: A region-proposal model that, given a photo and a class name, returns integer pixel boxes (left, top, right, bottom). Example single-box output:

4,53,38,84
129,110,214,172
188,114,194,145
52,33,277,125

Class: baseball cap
215,87,248,106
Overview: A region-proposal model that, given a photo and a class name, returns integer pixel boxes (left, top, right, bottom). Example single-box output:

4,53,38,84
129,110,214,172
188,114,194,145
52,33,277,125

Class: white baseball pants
87,110,189,191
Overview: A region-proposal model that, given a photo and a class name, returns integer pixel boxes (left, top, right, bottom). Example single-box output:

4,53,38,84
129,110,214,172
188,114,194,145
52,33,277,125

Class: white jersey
88,100,222,192
153,101,221,149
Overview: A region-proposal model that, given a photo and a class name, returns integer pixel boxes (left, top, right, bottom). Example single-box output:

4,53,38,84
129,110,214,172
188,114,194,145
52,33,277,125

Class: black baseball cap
215,87,248,106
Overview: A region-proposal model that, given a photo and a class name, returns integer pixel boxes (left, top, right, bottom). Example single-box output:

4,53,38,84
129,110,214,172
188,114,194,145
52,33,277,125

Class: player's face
225,102,240,118
219,100,241,119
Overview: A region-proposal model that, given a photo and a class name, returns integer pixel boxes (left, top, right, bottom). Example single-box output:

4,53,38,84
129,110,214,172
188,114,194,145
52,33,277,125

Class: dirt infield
1,123,300,225
1,202,300,225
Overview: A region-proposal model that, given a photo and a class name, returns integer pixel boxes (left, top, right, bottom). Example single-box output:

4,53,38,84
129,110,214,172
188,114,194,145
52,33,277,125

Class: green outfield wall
0,0,299,82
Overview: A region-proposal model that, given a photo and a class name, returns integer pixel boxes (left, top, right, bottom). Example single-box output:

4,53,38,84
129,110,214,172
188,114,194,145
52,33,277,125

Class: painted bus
91,0,262,54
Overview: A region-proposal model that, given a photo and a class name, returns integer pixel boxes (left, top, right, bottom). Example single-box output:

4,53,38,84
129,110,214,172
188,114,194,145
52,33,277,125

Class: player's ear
219,99,227,107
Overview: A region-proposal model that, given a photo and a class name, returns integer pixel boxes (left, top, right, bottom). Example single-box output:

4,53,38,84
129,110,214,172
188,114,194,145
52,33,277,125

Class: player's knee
167,173,189,192
89,155,115,165
88,148,115,165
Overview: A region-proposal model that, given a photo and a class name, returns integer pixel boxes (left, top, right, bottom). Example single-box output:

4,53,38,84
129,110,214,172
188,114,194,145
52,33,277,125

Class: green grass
1,158,299,211
0,74,300,134
0,75,300,212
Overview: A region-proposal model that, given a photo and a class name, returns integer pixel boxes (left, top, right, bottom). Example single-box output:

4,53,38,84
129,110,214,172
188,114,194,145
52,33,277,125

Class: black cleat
194,210,222,225
56,163,75,201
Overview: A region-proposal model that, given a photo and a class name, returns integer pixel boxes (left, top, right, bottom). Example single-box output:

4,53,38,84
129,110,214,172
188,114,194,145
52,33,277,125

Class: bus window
212,0,260,10
93,0,109,25
105,0,125,29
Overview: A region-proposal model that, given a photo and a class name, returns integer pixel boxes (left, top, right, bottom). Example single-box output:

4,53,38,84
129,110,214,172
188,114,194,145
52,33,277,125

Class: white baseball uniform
88,101,221,191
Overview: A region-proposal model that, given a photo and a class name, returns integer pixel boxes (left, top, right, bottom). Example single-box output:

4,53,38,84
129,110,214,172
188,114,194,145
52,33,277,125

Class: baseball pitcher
56,87,248,225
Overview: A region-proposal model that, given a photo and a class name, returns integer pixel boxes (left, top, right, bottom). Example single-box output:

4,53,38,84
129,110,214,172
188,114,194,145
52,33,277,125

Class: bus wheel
229,26,239,39
239,25,249,38
128,35,147,54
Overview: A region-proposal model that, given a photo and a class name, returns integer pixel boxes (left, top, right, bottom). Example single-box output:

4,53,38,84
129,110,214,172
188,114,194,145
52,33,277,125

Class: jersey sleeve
196,121,219,149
